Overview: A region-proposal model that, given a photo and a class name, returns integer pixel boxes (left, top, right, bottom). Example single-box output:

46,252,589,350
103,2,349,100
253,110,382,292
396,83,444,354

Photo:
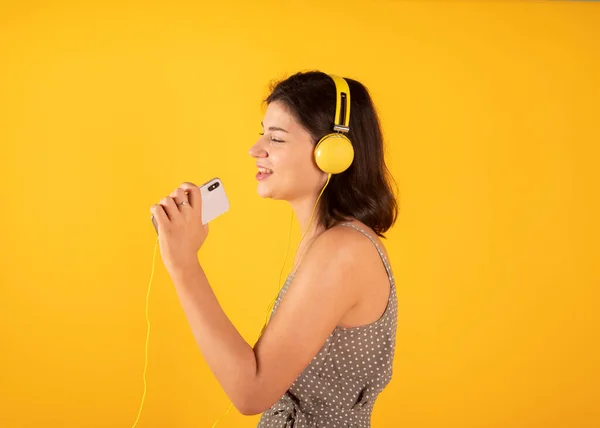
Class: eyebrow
261,121,289,133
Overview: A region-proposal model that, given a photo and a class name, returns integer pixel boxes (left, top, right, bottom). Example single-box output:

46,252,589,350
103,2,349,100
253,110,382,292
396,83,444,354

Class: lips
256,166,273,181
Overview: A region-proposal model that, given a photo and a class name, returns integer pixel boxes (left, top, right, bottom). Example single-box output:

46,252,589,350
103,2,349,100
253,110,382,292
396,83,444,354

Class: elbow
227,369,274,415
227,387,258,416
232,391,271,416
234,398,263,416
236,404,261,416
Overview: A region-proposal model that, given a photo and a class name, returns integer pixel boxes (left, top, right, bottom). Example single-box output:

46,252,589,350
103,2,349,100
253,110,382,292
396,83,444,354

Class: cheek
271,146,324,192
291,159,325,195
303,150,325,179
280,151,319,180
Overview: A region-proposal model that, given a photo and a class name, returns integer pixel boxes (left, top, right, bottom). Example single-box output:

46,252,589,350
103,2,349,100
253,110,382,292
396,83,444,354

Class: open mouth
257,167,274,180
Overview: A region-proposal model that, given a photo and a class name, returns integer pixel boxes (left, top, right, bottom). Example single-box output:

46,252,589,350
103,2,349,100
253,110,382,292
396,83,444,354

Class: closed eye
259,132,285,143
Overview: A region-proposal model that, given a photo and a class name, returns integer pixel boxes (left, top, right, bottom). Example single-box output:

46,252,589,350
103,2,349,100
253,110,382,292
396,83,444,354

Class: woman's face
249,101,326,203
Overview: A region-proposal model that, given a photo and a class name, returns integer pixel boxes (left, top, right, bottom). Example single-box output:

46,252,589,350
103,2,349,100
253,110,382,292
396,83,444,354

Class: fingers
170,187,189,208
150,182,200,234
159,196,179,219
179,182,201,210
151,213,158,233
150,203,168,233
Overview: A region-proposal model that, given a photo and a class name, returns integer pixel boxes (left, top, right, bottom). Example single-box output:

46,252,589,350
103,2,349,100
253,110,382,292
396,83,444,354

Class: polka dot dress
257,223,398,428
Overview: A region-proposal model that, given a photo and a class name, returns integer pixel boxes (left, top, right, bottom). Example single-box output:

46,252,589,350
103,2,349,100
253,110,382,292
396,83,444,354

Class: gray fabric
257,223,398,427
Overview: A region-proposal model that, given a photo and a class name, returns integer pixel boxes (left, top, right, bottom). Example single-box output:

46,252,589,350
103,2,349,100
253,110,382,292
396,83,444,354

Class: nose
249,138,268,159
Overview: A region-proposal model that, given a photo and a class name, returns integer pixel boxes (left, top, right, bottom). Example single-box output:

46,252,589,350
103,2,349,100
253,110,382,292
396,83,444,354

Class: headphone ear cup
314,133,354,174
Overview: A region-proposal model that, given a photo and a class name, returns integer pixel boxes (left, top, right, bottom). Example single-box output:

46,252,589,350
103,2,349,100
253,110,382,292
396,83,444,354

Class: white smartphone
199,177,230,224
151,177,230,233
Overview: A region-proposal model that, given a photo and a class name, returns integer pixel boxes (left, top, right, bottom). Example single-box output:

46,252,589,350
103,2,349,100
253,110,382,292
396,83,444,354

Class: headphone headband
328,74,351,134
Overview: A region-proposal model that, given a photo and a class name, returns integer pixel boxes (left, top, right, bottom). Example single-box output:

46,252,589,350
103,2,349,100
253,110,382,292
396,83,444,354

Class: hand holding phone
151,177,229,233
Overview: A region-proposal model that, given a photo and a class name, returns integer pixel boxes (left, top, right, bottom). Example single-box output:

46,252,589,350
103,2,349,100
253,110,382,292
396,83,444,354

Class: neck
291,197,322,239
288,195,325,269
292,174,331,235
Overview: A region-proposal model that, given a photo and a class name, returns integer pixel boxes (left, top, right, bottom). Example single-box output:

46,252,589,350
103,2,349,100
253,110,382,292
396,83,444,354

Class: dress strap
338,222,394,282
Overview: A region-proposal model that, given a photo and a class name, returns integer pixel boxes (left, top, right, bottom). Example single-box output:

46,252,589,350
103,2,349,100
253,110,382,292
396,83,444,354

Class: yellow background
1,1,598,427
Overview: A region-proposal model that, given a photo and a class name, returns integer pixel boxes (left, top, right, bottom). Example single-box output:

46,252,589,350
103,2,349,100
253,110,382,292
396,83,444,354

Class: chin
256,180,287,200
256,181,275,199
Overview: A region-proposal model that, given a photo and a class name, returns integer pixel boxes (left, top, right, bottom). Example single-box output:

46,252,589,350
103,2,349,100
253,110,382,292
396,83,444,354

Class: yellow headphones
314,74,355,175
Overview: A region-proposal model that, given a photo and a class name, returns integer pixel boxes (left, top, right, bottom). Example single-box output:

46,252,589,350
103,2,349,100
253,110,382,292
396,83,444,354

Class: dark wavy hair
265,71,398,238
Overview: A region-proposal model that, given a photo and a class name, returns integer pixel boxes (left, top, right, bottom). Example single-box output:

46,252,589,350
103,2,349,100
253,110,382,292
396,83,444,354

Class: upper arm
246,227,364,413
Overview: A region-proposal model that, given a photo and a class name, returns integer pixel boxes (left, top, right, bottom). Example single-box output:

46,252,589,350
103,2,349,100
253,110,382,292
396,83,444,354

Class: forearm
169,262,258,412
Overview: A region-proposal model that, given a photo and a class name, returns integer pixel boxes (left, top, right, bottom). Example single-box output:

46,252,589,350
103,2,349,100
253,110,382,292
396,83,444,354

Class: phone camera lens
208,182,220,192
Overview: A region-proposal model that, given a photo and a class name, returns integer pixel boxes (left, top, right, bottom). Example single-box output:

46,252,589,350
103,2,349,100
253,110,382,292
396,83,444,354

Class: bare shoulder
290,224,365,301
310,221,374,259
312,220,392,328
314,219,381,250
298,220,389,294
312,220,389,264
247,220,392,413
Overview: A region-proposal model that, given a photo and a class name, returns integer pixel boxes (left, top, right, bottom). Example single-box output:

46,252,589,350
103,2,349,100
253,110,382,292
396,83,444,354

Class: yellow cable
259,209,294,337
210,403,234,428
211,173,331,427
131,235,159,428
260,173,331,329
136,175,332,428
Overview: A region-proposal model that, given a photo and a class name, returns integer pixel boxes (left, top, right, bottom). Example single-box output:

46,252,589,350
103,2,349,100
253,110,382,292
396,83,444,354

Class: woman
150,71,399,427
